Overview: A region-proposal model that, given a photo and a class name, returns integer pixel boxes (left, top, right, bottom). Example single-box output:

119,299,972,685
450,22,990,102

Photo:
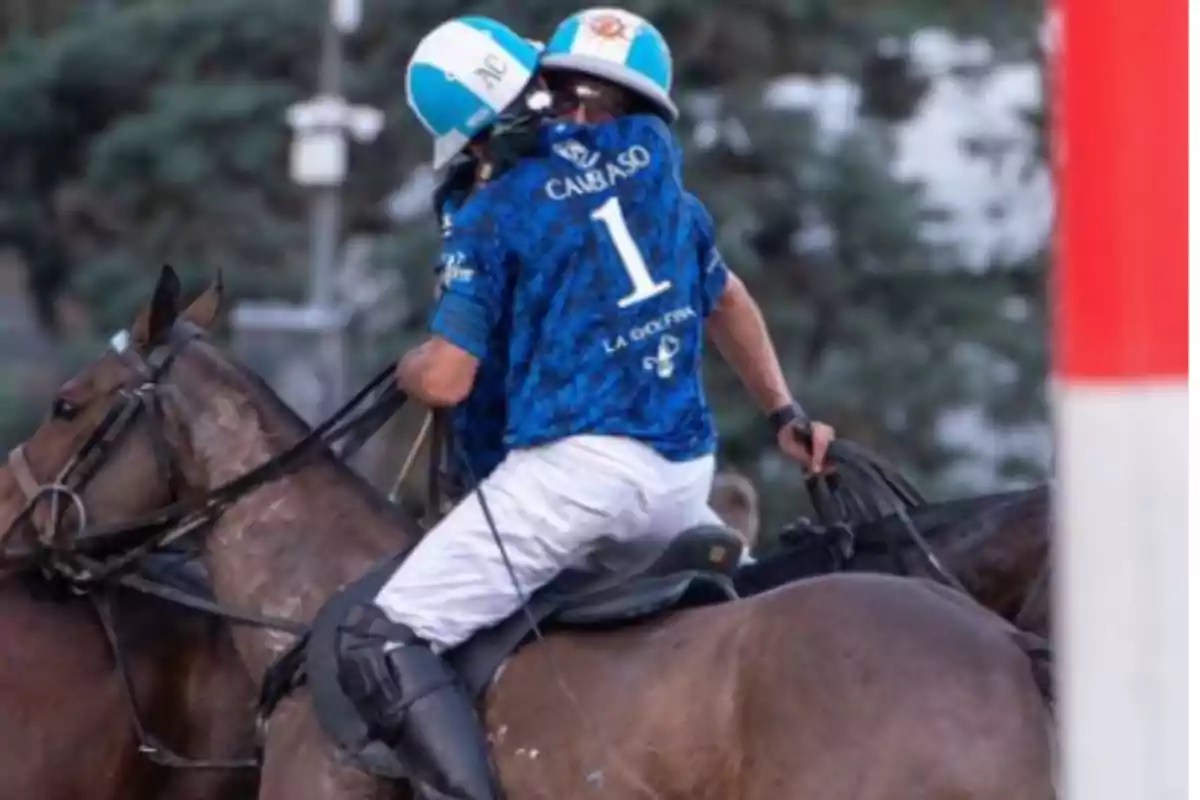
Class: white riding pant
375,435,717,653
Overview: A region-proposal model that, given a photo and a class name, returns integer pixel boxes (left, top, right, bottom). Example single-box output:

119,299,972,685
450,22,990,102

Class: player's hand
778,420,836,474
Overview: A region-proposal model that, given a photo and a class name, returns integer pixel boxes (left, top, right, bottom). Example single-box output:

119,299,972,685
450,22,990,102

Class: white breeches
375,435,717,653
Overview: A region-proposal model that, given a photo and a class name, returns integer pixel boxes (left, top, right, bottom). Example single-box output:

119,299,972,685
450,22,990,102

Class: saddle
289,523,746,780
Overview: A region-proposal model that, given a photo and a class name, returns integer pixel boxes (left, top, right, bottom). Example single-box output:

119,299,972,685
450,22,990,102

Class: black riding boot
340,604,500,800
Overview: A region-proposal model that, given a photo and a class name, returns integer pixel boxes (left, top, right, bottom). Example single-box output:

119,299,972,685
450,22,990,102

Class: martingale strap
91,589,260,770
104,566,308,635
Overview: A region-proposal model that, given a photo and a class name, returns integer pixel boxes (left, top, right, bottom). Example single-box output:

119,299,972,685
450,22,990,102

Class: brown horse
919,487,1051,638
0,351,261,798
742,485,1052,639
4,268,1054,800
0,552,258,799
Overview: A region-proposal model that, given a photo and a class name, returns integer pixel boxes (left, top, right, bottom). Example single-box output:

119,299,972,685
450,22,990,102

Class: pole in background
238,0,382,422
1055,1,1187,798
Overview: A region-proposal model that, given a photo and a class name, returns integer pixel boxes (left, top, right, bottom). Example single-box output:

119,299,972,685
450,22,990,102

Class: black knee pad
337,603,418,713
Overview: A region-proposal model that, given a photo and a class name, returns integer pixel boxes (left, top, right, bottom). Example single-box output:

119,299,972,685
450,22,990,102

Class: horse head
0,265,223,564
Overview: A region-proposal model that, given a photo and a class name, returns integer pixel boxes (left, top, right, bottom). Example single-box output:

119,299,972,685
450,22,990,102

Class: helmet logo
586,13,631,41
473,53,509,91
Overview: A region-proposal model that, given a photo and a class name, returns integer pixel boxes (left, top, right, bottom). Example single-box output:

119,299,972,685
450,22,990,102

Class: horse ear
181,269,224,330
132,265,182,346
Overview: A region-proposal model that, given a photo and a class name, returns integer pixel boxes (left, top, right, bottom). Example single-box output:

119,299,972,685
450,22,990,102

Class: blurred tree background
0,0,1051,539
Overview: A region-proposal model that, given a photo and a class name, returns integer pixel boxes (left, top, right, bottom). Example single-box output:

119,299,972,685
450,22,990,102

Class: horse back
483,573,1053,799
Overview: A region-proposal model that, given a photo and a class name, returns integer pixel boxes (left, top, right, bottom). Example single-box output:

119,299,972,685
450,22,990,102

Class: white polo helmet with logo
406,17,542,169
542,8,678,122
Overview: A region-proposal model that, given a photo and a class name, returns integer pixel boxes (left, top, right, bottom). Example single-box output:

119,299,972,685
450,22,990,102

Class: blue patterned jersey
430,115,729,462
685,192,731,318
434,195,511,482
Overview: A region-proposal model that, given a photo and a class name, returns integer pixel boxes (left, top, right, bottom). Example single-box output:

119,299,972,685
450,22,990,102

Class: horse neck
938,486,1051,611
172,349,414,680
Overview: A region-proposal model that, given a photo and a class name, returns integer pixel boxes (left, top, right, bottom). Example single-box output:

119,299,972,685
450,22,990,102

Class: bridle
0,319,407,770
4,324,195,575
3,320,403,578
8,445,89,551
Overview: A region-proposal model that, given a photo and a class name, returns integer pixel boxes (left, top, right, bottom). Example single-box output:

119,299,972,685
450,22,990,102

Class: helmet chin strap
469,84,553,181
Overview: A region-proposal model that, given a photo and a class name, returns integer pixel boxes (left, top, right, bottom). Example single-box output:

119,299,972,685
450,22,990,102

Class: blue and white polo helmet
406,17,542,169
542,8,677,122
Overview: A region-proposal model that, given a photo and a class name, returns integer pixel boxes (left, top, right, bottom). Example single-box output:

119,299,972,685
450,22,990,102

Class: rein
798,432,969,594
1,322,407,770
72,371,402,586
4,329,401,583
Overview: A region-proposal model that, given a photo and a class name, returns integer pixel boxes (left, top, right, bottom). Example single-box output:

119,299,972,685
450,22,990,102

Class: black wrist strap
768,401,807,435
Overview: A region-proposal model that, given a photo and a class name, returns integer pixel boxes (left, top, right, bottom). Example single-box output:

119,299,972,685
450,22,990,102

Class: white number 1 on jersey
590,197,672,308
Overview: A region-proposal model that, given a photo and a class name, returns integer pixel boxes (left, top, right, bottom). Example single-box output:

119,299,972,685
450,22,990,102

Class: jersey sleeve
429,224,506,359
687,194,731,317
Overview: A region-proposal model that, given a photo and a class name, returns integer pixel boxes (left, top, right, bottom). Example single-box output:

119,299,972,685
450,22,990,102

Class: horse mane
948,485,1051,551
186,337,422,536
930,485,1051,610
830,484,1049,602
853,485,1051,552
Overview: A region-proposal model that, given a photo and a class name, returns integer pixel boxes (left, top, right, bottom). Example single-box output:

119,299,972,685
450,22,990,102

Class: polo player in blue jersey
430,127,515,491
343,12,836,799
435,10,833,503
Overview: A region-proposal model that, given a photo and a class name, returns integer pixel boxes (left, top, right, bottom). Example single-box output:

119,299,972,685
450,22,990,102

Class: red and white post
1055,1,1188,798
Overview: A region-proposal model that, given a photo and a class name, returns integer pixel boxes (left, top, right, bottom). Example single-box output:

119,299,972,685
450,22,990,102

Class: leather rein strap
799,433,968,594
